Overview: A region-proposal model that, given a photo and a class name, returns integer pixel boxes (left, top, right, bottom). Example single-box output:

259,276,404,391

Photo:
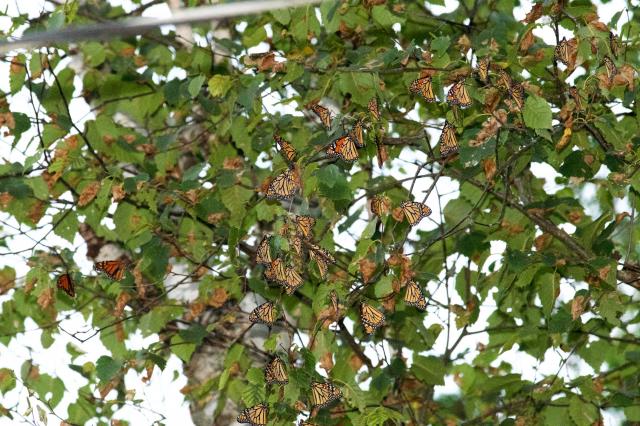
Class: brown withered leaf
457,34,471,54
522,3,543,23
319,352,334,372
615,212,630,223
37,287,54,309
208,287,228,308
358,258,376,284
482,157,497,182
571,294,589,320
469,109,507,147
223,156,244,170
534,233,552,251
612,65,637,90
555,127,572,151
78,181,101,207
519,29,535,53
391,206,404,222
348,354,364,371
112,184,125,202
133,262,146,299
114,292,132,317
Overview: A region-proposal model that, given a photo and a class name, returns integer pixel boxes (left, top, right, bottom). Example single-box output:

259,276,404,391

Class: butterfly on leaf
409,75,437,102
446,80,472,108
475,57,490,83
326,135,359,162
370,195,390,217
309,103,332,128
439,121,459,158
237,403,268,426
256,235,272,265
273,134,296,163
401,201,432,226
496,68,512,91
56,273,75,298
602,56,618,83
94,260,127,281
509,82,525,110
360,303,385,334
293,215,315,239
308,243,336,279
266,167,300,200
249,302,277,326
265,357,288,385
350,120,365,148
290,234,303,257
310,381,342,408
554,37,572,65
404,281,427,311
609,31,621,59
368,97,380,121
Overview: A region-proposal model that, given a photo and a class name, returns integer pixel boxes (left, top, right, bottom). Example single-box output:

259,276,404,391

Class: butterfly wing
401,201,432,226
256,235,272,265
370,195,389,216
351,120,365,148
555,37,570,65
265,357,288,385
309,244,335,279
603,56,617,83
310,104,332,128
310,381,342,408
360,303,385,334
327,135,359,162
447,80,472,107
509,82,525,110
294,215,316,239
409,76,437,102
237,404,268,426
609,31,620,59
281,266,303,294
497,69,512,91
439,121,459,158
266,168,299,200
273,134,296,163
404,281,427,311
476,57,490,82
368,97,380,121
56,273,75,298
249,302,276,326
94,260,127,281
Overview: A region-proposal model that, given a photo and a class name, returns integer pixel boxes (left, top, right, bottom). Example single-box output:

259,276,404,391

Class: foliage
0,0,639,424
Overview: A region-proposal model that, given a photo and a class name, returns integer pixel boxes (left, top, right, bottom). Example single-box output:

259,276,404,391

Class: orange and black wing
404,281,427,311
310,381,342,408
265,357,288,385
496,68,512,91
476,57,490,82
266,168,300,200
327,135,359,162
249,302,277,326
256,235,272,265
294,215,316,239
409,76,437,102
555,37,570,65
308,244,336,279
368,97,380,121
56,273,75,298
603,56,617,83
360,303,385,334
281,266,303,294
370,195,390,216
569,86,582,111
350,120,365,148
438,121,459,158
94,260,127,281
446,80,472,107
237,403,268,426
310,104,332,128
509,82,525,111
609,31,621,59
401,201,432,226
273,134,296,163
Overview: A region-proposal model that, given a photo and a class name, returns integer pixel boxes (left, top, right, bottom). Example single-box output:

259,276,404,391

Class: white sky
0,0,633,425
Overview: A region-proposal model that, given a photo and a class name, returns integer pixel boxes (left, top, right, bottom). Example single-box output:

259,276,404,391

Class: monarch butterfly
237,403,268,426
266,167,300,200
603,56,617,83
360,303,385,334
569,86,582,111
310,381,342,408
94,260,127,281
273,134,296,163
404,281,427,311
555,37,571,65
249,302,277,326
439,121,459,158
265,258,303,294
401,201,432,226
310,103,332,128
409,75,437,102
350,120,365,148
368,97,380,121
56,273,75,298
294,215,316,239
509,82,525,110
290,234,303,256
370,195,390,217
256,235,272,265
265,357,288,385
476,57,490,82
446,80,472,108
308,243,336,279
496,68,512,91
327,135,359,162
330,290,340,317
375,136,388,168
609,31,621,59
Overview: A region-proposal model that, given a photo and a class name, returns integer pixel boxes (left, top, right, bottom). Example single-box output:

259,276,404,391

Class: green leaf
188,75,206,98
536,272,559,317
0,369,16,395
411,355,445,385
568,396,600,426
208,75,233,97
371,5,404,27
96,356,121,382
523,95,552,129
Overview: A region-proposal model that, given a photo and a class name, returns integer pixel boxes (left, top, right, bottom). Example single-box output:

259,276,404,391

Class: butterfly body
404,281,427,311
56,273,75,298
294,215,316,239
310,381,342,408
249,302,277,326
327,135,359,162
555,37,571,65
310,103,332,128
94,260,127,281
360,303,385,334
438,121,459,158
256,235,272,265
237,403,268,426
476,57,490,83
273,134,296,163
446,80,472,107
266,167,300,200
265,357,288,385
401,201,432,226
